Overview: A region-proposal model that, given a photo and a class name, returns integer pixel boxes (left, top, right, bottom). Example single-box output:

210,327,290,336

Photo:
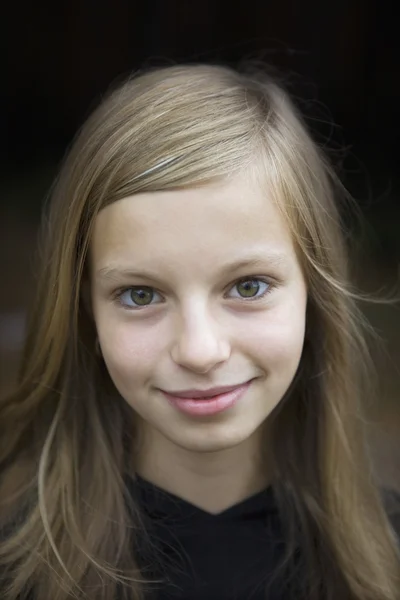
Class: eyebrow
96,251,289,283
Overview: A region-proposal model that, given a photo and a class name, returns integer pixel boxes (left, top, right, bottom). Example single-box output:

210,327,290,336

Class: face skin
89,170,307,513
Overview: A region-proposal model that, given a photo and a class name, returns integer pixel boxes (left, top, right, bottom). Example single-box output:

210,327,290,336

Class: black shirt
5,478,400,599
130,476,400,600
129,475,291,600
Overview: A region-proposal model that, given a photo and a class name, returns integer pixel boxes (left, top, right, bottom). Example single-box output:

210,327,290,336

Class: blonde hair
1,63,399,600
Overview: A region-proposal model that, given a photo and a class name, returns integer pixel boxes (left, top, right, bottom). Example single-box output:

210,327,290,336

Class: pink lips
161,380,253,416
164,383,248,399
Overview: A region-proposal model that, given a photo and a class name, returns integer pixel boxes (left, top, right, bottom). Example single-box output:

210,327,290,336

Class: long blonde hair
1,64,399,600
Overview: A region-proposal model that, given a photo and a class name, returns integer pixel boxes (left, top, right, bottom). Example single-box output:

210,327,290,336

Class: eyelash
112,276,276,311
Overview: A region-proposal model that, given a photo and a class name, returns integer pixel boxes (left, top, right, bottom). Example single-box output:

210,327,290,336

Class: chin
167,424,259,454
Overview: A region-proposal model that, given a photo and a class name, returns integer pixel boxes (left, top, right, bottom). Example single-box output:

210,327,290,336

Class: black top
130,476,400,600
129,475,292,600
4,478,400,599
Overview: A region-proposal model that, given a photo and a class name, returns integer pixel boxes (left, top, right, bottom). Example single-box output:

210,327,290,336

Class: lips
162,382,250,399
162,380,253,416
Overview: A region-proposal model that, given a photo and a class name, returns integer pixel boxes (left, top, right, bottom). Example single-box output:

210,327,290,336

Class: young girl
0,64,399,600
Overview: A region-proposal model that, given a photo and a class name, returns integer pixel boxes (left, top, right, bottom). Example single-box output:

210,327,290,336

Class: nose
170,309,231,373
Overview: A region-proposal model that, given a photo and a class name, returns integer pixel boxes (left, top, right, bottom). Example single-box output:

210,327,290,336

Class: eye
227,278,272,300
114,277,274,311
117,286,163,308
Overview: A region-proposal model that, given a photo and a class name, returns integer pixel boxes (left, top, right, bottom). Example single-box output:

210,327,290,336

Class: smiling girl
1,64,399,600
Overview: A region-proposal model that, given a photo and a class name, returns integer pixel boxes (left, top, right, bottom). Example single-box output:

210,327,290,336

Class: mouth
162,381,253,399
160,380,254,417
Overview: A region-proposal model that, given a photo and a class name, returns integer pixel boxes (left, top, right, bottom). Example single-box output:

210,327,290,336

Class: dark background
1,0,399,488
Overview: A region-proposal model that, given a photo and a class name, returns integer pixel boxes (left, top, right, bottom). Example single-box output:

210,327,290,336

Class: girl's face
89,171,307,454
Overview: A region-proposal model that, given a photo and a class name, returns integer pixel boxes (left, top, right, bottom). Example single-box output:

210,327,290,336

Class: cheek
244,305,306,368
97,319,165,381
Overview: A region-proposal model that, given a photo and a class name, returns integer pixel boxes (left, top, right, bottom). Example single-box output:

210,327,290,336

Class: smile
160,380,254,417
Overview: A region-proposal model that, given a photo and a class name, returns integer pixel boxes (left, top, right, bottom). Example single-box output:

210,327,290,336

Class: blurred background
1,1,399,490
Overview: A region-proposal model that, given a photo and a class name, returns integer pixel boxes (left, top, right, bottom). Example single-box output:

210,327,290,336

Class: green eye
236,279,262,298
231,278,270,299
119,287,159,307
131,288,154,305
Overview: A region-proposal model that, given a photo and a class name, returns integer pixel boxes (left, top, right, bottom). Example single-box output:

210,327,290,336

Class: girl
0,63,399,600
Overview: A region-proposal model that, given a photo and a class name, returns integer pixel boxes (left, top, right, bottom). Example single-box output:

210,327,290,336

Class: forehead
91,172,296,270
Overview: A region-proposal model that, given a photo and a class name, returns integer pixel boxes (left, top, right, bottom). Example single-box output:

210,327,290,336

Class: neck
134,424,270,515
